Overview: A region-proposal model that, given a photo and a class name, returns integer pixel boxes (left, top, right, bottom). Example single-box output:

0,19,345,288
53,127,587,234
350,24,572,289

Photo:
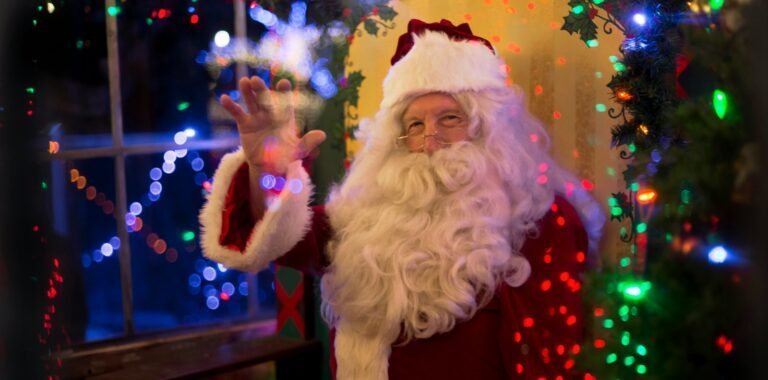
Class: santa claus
200,19,604,380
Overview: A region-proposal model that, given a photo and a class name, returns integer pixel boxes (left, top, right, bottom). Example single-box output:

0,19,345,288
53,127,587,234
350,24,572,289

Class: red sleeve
275,205,332,275
218,162,331,275
498,195,589,379
219,163,255,252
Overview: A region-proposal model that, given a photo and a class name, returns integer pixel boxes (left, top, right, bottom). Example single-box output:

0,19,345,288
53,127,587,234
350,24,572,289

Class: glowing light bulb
713,89,728,119
632,13,647,26
708,245,728,263
616,90,633,100
710,0,725,12
637,189,657,204
214,30,231,47
618,281,651,300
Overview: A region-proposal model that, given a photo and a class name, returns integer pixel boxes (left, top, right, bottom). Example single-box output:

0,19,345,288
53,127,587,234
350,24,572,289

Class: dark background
3,0,768,378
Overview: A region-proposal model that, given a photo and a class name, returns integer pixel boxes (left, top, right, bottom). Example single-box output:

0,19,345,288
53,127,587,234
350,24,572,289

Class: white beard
322,142,532,380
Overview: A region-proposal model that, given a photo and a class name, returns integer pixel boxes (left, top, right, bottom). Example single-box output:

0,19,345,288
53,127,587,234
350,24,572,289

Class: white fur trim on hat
199,148,314,272
381,30,507,109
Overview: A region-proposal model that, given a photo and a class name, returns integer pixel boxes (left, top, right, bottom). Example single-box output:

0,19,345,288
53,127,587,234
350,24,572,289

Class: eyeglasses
396,119,469,152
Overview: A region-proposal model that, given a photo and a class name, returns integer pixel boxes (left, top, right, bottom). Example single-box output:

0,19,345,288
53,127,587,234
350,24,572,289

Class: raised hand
220,76,326,174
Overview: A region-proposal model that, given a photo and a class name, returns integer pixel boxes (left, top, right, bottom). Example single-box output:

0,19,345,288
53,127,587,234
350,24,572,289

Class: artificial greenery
563,0,752,378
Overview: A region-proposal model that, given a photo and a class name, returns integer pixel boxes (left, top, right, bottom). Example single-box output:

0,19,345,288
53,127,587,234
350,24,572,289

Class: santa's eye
407,122,425,135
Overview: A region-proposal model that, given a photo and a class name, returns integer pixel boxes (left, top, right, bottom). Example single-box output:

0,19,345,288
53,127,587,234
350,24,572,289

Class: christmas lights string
562,0,745,377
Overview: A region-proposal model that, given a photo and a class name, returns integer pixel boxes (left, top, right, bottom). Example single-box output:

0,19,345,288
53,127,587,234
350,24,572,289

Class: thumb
297,130,327,159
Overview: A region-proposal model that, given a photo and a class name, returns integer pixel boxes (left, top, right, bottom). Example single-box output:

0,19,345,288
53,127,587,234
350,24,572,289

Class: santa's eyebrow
402,115,421,122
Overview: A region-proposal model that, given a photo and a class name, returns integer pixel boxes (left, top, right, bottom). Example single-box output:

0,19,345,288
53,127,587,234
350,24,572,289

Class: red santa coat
215,162,588,379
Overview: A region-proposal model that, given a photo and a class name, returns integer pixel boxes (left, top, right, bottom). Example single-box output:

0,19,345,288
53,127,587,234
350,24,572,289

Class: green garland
563,0,751,378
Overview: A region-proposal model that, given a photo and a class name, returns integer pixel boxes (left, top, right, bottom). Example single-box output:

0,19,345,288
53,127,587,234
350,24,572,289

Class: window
39,0,277,345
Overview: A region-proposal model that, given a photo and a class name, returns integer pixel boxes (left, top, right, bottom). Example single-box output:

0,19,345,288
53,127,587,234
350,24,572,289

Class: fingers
275,78,292,92
238,77,259,114
296,130,327,159
220,94,247,124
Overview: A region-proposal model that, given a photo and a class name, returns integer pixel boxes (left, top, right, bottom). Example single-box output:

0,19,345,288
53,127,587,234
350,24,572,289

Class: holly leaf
610,191,634,222
363,18,379,35
560,11,597,43
377,5,397,21
580,19,598,42
561,13,582,35
335,70,365,107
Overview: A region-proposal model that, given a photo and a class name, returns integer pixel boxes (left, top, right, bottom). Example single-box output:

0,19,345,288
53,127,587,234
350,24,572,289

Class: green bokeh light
107,6,121,16
182,230,196,242
619,281,652,300
713,89,728,119
620,257,631,267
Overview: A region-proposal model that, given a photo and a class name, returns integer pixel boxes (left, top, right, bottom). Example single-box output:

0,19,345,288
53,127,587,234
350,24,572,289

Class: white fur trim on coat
199,148,314,272
381,30,507,109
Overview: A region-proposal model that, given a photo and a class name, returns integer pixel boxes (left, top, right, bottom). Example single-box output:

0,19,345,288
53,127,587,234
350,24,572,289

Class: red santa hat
381,19,507,109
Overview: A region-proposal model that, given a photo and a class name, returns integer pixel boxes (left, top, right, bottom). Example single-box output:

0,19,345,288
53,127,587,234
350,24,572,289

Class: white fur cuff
199,148,314,273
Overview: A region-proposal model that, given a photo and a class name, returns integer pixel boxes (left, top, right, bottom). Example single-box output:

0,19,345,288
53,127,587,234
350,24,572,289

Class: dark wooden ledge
50,320,322,379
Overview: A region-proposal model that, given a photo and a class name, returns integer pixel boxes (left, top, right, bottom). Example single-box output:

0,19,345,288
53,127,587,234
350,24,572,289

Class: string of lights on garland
563,0,751,377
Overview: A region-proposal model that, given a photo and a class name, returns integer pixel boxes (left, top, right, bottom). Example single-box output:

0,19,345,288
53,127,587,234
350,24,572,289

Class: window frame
45,0,257,340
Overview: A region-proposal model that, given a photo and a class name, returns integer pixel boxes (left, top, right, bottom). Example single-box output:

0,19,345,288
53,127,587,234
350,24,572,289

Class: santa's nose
423,123,441,155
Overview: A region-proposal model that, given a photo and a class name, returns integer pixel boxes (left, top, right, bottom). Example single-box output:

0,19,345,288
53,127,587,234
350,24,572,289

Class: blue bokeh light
274,176,286,192
222,282,235,296
149,181,163,195
188,273,202,288
129,202,143,215
109,236,121,250
206,296,220,310
162,161,176,174
149,167,163,181
101,243,114,257
191,158,205,172
202,266,217,281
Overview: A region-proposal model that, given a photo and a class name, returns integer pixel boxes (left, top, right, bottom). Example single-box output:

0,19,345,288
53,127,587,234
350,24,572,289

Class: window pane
37,0,113,147
47,157,123,343
117,1,237,137
126,149,276,333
